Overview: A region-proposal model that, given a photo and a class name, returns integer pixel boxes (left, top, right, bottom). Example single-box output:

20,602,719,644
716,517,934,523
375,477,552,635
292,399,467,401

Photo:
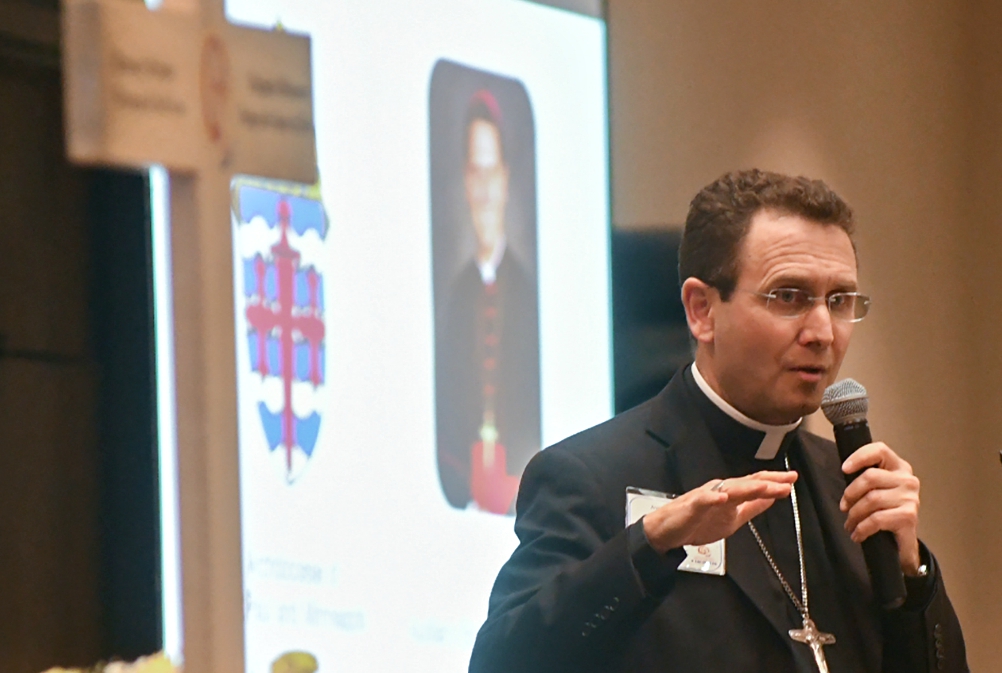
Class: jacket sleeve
882,543,969,673
468,445,684,673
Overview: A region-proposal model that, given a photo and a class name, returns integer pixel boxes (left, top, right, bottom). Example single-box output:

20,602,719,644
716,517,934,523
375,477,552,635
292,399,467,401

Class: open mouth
791,366,827,379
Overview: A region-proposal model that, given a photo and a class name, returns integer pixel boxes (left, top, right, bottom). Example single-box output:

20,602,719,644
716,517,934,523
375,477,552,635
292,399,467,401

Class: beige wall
966,0,1002,665
607,0,998,667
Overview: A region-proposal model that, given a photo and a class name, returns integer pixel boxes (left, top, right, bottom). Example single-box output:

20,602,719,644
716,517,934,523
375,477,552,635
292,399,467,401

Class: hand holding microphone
821,379,922,610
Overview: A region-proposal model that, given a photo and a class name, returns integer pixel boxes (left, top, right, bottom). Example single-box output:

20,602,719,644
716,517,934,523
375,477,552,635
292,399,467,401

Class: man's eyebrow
766,276,858,292
764,275,813,289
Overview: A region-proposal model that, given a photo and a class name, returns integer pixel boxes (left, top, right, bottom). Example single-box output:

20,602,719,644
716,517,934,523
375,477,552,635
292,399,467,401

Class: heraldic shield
232,176,329,483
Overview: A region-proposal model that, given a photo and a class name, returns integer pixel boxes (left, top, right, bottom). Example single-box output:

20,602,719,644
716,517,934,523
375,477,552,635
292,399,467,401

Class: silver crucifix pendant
789,617,836,673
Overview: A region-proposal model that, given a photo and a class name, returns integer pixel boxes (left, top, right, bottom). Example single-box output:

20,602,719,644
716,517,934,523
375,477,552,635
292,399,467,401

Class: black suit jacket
469,369,967,672
434,252,541,510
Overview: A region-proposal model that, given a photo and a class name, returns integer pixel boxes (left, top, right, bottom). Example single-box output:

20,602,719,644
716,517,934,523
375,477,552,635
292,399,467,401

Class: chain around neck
747,454,809,619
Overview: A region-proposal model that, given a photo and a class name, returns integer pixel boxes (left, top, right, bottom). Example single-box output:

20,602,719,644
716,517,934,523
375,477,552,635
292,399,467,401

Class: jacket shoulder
545,399,661,465
520,398,676,519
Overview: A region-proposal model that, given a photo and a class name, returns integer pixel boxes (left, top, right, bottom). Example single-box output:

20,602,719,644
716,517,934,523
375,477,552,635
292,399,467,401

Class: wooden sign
63,0,316,181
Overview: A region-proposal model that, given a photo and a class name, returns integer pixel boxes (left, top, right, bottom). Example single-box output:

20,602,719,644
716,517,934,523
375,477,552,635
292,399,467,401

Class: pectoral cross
789,618,836,673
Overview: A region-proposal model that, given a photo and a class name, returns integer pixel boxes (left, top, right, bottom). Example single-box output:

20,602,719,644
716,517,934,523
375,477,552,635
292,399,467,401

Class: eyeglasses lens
766,290,869,322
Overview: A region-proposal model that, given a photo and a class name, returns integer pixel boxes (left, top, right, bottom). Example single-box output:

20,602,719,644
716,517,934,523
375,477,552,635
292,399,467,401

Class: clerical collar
477,235,507,285
690,363,802,460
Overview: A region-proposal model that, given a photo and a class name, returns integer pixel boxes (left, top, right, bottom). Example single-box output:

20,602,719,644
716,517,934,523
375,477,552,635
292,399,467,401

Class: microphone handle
833,420,907,610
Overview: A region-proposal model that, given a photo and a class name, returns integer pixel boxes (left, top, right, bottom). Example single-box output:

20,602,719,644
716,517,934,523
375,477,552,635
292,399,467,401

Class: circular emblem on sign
199,33,230,144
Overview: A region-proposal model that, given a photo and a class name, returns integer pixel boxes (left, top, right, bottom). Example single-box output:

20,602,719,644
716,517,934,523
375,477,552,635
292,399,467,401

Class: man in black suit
470,169,967,671
435,90,541,515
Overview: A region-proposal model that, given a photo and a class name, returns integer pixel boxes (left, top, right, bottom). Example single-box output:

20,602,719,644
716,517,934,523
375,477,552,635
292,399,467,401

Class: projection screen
152,1,610,671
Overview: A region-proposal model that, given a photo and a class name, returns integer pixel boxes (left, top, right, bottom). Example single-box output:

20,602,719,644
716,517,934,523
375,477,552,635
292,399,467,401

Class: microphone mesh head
821,378,869,424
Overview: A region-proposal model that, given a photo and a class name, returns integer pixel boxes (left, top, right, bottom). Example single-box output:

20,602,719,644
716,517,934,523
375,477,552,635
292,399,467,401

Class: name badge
625,486,726,576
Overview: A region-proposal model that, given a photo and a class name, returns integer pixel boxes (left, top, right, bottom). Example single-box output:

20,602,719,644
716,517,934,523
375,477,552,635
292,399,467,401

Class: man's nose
799,301,835,347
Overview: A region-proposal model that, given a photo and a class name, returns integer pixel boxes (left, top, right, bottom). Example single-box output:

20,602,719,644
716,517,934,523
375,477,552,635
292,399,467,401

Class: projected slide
221,1,610,672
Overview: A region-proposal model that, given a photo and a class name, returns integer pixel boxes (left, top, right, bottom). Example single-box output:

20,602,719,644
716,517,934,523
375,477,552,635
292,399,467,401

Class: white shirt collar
690,362,802,460
477,235,507,285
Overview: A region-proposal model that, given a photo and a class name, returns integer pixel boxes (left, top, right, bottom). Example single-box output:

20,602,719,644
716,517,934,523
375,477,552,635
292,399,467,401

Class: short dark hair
464,89,505,164
678,169,855,300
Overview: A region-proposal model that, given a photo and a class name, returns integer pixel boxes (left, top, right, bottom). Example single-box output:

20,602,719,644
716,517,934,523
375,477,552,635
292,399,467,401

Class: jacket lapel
644,373,805,651
795,432,872,601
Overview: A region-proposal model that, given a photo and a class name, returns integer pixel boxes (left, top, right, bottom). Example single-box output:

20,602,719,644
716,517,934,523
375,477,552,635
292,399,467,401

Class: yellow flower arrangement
41,652,178,673
40,649,316,673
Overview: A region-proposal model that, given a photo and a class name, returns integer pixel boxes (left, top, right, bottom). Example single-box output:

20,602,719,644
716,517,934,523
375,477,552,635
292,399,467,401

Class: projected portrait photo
429,60,540,516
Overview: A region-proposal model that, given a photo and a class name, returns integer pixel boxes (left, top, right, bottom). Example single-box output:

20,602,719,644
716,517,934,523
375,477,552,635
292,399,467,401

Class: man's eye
829,294,848,308
772,289,800,304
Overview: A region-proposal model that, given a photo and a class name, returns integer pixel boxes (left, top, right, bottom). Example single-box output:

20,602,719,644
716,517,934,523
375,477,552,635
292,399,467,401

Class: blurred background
1,0,1000,670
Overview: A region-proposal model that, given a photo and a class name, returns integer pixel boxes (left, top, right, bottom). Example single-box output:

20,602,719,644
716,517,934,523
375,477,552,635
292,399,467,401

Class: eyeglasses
750,288,871,322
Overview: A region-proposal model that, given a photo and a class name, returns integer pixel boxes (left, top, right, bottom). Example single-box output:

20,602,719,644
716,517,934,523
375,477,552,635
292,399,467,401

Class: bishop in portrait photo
429,61,541,516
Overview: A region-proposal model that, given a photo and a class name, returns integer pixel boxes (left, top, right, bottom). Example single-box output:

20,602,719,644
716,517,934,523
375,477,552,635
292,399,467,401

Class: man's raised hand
642,471,798,554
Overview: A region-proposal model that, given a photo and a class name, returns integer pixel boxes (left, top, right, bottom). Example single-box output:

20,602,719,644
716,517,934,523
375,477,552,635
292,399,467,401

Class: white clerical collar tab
690,363,802,460
477,235,508,285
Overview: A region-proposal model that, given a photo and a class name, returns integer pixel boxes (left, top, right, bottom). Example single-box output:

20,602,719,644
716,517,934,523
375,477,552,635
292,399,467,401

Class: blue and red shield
233,178,329,482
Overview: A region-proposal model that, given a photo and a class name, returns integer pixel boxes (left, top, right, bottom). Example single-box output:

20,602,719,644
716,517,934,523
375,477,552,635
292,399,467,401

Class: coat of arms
233,177,329,482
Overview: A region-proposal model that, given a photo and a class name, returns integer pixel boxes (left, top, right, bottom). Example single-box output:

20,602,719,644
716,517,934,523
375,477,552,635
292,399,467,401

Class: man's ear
681,277,716,345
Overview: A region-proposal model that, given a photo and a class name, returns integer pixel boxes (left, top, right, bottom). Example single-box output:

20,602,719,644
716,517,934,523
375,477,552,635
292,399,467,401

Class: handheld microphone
821,379,907,610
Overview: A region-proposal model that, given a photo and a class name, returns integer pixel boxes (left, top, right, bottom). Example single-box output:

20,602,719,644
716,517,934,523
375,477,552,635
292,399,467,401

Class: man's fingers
842,441,910,475
843,486,920,532
704,471,797,492
841,469,920,511
846,505,918,544
744,470,800,484
735,497,779,525
841,442,890,474
686,488,730,512
715,473,796,504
